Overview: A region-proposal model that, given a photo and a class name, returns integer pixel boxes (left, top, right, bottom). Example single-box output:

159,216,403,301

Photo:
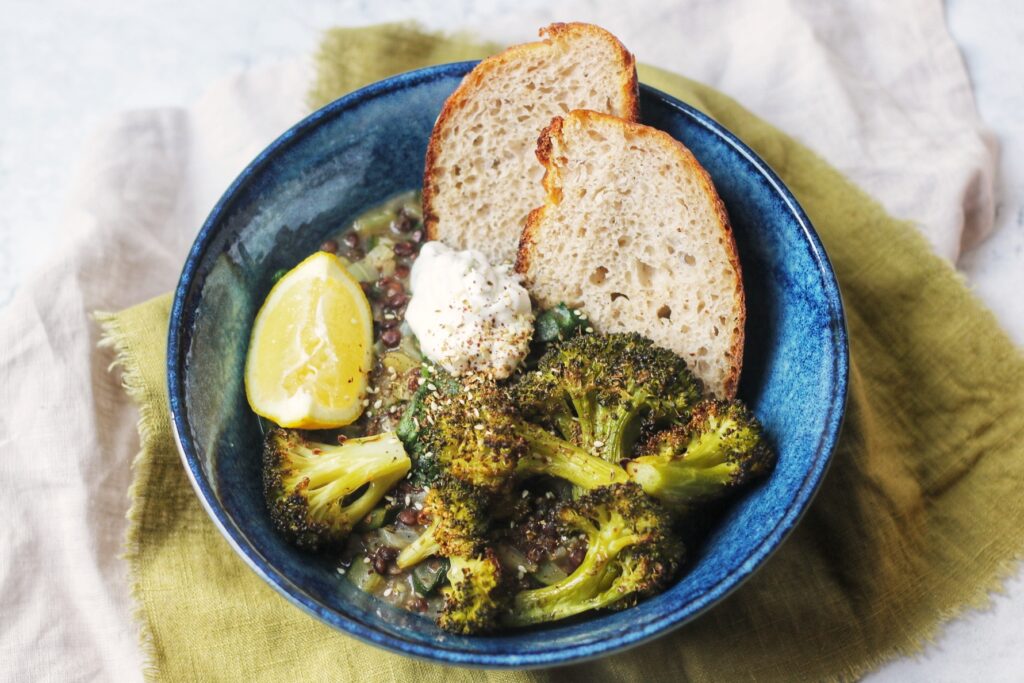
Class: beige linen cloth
0,1,998,680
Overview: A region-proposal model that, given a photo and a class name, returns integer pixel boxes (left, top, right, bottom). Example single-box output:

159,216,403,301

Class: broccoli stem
569,393,597,450
506,519,641,626
626,460,737,504
297,442,410,515
550,397,581,444
507,568,627,626
516,422,628,489
592,402,642,462
508,559,608,624
337,477,406,528
397,520,442,569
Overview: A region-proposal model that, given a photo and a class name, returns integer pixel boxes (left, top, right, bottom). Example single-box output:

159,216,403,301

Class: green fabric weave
101,23,1024,682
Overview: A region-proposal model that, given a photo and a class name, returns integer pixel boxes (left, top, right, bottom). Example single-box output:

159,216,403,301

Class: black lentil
371,545,399,575
385,292,409,309
394,241,416,258
381,328,402,348
391,211,415,234
397,508,420,526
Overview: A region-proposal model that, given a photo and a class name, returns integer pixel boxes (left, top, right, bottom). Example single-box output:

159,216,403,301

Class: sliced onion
365,241,396,277
379,525,421,550
532,560,569,586
345,258,379,283
397,334,423,362
495,543,537,573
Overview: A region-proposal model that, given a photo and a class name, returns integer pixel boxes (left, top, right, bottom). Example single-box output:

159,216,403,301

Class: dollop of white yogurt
405,241,534,379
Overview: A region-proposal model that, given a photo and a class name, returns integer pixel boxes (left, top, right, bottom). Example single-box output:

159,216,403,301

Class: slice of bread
516,110,745,398
423,23,638,266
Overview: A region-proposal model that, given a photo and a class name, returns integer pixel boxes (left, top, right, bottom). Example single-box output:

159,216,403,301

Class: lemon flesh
245,251,374,429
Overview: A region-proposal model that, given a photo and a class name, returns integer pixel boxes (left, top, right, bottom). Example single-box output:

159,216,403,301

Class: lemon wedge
245,251,374,429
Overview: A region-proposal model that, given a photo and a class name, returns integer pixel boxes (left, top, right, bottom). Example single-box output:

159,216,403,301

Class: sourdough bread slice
423,23,638,266
516,110,745,398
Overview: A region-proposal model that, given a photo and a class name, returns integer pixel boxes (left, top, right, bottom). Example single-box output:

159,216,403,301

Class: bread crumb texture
519,110,745,398
424,23,637,266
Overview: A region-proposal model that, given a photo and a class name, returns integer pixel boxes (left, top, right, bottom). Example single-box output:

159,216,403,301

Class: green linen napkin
100,23,1024,682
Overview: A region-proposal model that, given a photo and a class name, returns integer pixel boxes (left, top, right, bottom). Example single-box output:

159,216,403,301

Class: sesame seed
373,399,383,409
363,557,370,564
593,440,604,448
585,327,594,333
521,490,530,499
427,383,437,391
383,587,392,597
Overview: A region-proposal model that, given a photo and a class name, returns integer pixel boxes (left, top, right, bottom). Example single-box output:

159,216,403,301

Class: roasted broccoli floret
392,477,506,633
513,333,703,463
504,483,682,626
626,399,774,507
401,375,525,491
395,368,499,485
515,420,628,489
396,477,490,569
262,428,411,550
438,549,507,634
396,365,462,444
404,373,626,491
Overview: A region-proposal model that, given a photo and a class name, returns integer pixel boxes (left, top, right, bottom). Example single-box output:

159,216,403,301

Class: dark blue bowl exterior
168,61,848,668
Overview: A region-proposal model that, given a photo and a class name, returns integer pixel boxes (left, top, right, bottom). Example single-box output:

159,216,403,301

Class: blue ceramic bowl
168,62,848,668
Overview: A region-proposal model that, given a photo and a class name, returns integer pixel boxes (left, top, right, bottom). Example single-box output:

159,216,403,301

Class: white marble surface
1,0,1021,680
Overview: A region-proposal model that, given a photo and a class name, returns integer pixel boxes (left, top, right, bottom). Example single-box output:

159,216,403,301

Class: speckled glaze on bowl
168,61,848,668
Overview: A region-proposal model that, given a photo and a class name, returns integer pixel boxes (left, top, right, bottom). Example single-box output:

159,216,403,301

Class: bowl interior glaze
168,61,847,668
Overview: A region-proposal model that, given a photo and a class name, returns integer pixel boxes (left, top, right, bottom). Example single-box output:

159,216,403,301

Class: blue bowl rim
167,60,849,668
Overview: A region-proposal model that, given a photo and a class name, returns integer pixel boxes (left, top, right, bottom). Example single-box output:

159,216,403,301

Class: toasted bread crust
423,23,638,246
517,110,745,398
514,113,566,280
